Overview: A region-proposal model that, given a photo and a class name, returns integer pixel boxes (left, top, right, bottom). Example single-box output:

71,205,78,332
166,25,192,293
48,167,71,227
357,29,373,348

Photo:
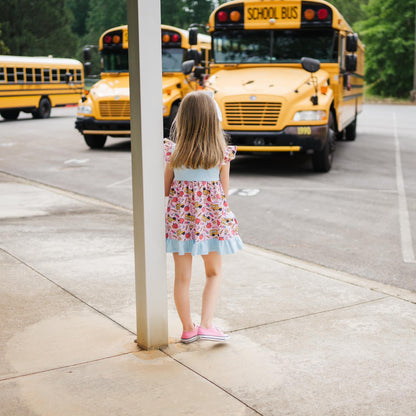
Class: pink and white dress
164,139,243,256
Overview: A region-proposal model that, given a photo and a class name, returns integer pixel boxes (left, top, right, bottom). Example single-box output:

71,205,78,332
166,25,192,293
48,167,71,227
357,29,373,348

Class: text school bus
194,0,364,172
0,55,84,120
75,25,211,149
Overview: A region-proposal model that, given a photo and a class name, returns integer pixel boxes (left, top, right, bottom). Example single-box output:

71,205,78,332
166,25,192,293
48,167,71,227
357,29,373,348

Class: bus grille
225,102,282,126
99,100,130,118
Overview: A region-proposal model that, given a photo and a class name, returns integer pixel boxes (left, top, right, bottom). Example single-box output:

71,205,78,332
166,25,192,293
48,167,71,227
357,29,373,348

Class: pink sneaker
181,324,199,344
198,326,229,342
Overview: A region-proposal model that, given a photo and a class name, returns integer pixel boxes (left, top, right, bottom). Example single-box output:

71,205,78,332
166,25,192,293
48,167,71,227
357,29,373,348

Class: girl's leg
200,252,222,329
173,253,194,331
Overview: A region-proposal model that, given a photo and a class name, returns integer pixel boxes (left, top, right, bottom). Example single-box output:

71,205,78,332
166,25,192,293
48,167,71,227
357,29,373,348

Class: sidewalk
1,171,416,416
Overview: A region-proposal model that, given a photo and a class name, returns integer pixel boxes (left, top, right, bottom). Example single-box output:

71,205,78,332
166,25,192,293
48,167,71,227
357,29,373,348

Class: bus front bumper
75,117,131,137
225,125,328,153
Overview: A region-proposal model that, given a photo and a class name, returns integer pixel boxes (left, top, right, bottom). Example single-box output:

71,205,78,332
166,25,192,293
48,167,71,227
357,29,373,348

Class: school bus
195,0,364,172
75,25,211,149
0,55,84,120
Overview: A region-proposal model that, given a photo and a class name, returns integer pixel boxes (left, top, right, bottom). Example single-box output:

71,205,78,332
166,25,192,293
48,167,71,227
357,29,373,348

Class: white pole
127,0,168,349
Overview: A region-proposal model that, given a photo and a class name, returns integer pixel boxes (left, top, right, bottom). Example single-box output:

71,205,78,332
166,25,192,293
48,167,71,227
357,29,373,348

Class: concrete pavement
1,171,416,416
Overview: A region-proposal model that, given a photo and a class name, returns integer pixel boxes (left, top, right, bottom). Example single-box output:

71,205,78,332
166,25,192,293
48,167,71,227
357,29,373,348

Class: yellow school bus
75,25,211,149
0,55,84,120
198,0,364,172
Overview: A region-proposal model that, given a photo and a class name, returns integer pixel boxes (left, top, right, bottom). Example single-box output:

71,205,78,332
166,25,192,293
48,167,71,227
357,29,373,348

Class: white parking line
393,112,415,264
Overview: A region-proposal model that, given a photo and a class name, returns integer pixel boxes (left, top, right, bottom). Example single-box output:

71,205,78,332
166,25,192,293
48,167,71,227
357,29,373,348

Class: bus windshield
213,29,338,64
162,48,185,72
102,50,129,72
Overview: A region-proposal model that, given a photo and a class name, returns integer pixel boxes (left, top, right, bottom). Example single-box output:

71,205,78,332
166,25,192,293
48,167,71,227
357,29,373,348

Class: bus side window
76,69,82,81
339,35,345,70
52,69,58,82
43,68,50,82
16,68,24,82
35,68,42,82
59,69,66,82
7,67,15,82
26,68,34,82
0,67,5,82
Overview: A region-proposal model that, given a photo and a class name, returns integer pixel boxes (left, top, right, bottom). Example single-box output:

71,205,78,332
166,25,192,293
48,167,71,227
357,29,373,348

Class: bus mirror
346,34,358,53
182,60,195,75
64,72,73,84
194,66,205,80
189,27,198,46
301,57,320,73
345,54,357,72
84,62,91,77
187,49,201,65
83,47,92,62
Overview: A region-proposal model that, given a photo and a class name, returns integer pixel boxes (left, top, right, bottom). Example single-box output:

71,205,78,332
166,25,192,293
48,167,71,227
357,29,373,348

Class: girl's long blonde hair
169,91,227,169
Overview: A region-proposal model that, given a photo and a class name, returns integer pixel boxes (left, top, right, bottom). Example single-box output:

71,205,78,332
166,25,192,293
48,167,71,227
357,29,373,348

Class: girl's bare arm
220,163,230,198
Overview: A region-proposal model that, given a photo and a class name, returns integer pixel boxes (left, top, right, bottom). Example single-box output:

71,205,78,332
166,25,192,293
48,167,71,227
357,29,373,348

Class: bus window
7,67,14,82
162,48,185,72
35,68,42,82
213,29,338,64
26,68,34,82
52,69,58,81
0,67,4,82
16,68,24,82
59,69,66,82
102,50,129,72
76,69,82,81
43,68,50,82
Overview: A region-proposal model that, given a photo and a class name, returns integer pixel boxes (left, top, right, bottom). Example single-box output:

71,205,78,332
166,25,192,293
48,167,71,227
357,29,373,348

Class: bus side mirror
64,72,73,83
83,47,92,62
189,28,198,46
301,57,320,73
346,34,358,53
345,54,357,72
182,60,195,75
187,49,201,65
194,66,205,80
84,62,91,77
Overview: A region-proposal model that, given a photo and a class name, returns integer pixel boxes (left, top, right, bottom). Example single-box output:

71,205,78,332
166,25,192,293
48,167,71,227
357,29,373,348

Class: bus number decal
297,127,311,135
246,6,299,21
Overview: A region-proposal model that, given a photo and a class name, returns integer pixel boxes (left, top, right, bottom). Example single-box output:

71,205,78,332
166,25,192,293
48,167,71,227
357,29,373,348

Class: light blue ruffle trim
166,236,244,256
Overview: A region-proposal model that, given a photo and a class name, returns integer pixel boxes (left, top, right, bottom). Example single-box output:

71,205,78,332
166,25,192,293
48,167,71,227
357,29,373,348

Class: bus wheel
345,118,357,141
32,97,51,119
84,134,107,149
312,113,335,173
0,110,20,120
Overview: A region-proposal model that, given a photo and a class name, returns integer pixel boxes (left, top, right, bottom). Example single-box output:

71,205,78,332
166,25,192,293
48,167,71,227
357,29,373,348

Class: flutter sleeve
222,145,237,165
163,139,176,163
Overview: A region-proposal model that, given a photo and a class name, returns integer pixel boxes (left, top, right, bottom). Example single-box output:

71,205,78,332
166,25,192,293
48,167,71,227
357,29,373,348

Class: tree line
0,0,414,98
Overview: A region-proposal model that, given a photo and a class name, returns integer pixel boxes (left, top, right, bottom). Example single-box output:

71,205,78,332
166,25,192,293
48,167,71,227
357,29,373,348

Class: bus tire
84,134,107,149
32,97,51,119
345,118,357,141
312,113,335,173
0,110,20,120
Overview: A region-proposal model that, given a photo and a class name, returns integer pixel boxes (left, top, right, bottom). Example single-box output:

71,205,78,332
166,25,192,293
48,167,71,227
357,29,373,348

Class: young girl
164,91,243,343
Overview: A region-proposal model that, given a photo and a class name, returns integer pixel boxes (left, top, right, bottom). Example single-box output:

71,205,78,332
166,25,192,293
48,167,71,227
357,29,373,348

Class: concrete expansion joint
227,295,390,334
159,348,265,416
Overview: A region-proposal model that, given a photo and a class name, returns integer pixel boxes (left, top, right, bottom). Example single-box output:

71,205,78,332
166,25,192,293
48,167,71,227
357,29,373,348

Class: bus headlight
293,110,326,121
77,105,92,115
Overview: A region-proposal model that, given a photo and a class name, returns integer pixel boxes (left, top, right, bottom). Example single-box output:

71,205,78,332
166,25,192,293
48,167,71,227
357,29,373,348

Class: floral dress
164,139,243,256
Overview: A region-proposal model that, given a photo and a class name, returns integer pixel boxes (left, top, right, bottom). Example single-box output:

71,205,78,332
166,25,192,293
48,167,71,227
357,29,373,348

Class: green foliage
329,0,369,27
0,0,77,57
0,24,10,54
356,0,415,97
